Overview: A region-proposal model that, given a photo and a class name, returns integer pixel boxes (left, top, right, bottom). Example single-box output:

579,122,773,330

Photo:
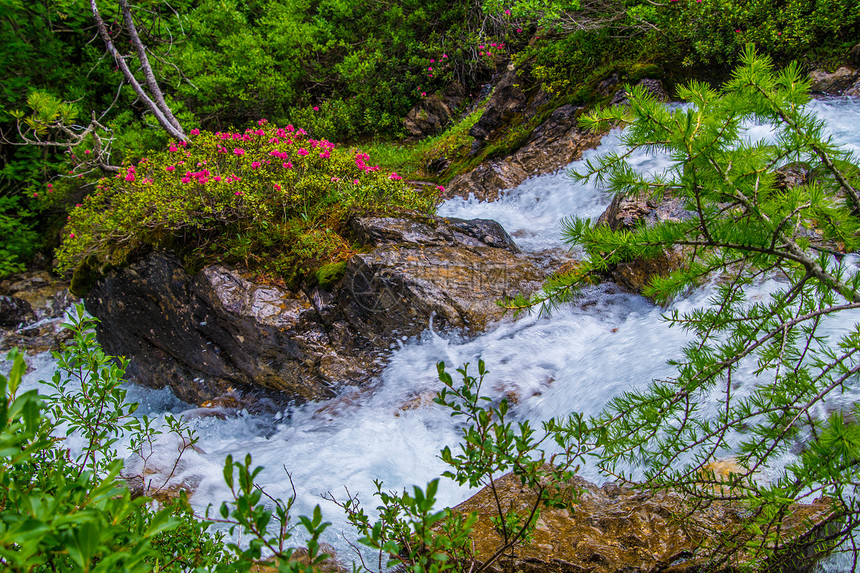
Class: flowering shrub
56,123,435,283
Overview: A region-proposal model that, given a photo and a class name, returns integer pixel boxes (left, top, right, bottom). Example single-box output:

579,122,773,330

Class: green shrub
56,122,436,282
0,306,334,572
0,196,39,277
645,0,860,67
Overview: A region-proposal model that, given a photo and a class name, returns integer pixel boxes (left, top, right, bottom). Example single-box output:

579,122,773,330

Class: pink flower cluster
181,169,213,184
354,152,380,172
124,165,136,182
308,138,335,159
479,42,505,57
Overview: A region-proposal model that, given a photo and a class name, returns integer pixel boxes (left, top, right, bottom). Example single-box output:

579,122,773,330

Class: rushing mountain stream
14,97,860,570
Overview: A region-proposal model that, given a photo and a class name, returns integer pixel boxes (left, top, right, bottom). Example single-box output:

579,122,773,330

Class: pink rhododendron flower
389,172,402,180
274,183,281,191
234,148,245,156
190,128,200,135
436,185,445,193
430,59,435,63
283,162,293,169
298,148,309,156
84,149,91,154
251,161,261,169
214,176,222,182
166,166,176,171
422,92,426,96
169,145,178,152
125,173,135,182
313,106,319,111
353,179,360,184
258,118,268,125
442,54,448,58
69,233,75,238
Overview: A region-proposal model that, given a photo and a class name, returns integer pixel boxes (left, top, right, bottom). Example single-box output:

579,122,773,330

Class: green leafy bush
56,122,435,282
0,308,225,572
646,0,860,66
0,306,333,572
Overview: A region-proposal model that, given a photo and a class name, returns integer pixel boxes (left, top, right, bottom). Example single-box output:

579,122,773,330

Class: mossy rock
315,261,347,290
69,255,102,297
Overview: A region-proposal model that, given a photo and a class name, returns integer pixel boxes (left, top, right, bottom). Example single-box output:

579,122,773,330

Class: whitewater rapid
12,96,860,570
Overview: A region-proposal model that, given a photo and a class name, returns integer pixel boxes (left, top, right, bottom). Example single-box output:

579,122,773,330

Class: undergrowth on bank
0,307,332,572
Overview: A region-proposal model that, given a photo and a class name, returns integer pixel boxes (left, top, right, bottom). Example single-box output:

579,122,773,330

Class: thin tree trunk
89,0,186,141
117,0,184,136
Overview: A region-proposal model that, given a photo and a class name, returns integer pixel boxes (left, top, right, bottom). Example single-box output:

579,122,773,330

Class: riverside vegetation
3,0,860,571
4,48,860,570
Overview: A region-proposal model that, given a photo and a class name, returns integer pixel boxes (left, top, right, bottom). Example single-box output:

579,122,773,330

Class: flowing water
11,97,860,570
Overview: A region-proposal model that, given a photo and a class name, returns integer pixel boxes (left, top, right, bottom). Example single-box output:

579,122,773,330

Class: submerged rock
455,471,838,573
84,215,569,405
0,296,35,328
0,270,79,354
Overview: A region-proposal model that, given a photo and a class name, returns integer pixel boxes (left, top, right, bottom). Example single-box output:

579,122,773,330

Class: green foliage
0,195,39,277
0,307,222,572
315,261,347,290
643,0,860,67
56,123,435,283
508,47,860,561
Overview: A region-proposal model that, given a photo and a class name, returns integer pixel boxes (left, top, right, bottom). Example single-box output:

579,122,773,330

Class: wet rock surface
809,67,859,95
468,66,528,143
595,193,692,294
456,472,838,573
404,83,467,138
84,215,570,405
0,270,79,355
446,104,604,202
610,78,670,106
